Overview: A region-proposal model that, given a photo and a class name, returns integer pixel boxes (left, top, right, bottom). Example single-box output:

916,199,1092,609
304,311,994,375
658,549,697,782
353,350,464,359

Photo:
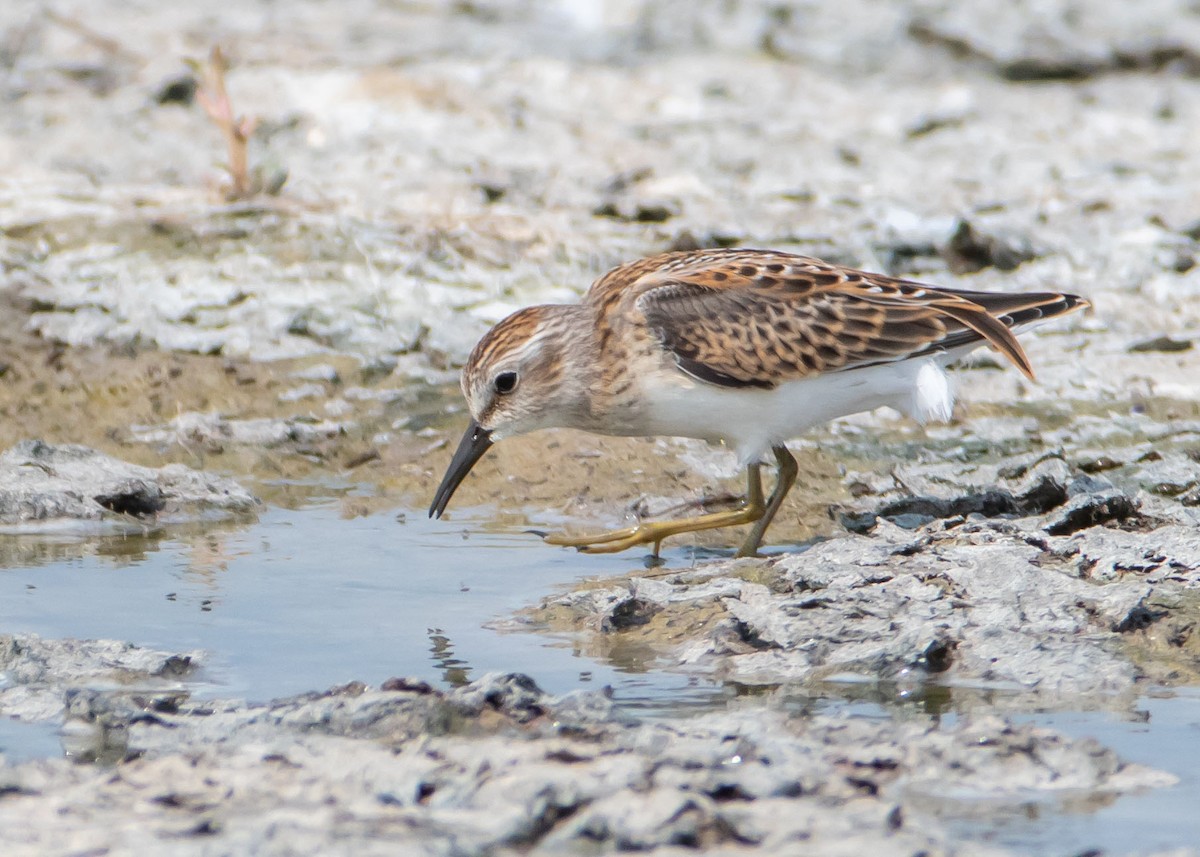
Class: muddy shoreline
4,0,1200,854
0,636,1180,856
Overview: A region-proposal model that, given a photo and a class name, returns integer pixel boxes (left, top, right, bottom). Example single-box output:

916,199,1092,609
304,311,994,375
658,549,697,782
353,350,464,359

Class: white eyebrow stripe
509,326,551,362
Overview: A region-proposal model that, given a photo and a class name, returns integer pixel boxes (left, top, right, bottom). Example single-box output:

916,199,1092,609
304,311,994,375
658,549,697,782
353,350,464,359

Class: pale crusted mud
0,440,257,531
525,436,1200,692
3,0,1200,854
0,634,1178,857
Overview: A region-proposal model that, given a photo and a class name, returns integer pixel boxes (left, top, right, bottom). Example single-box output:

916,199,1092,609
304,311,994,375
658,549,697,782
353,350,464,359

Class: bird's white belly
634,356,957,464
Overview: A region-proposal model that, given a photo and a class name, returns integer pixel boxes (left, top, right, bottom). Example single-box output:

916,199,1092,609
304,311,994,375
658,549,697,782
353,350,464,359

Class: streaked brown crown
462,306,551,395
460,304,591,438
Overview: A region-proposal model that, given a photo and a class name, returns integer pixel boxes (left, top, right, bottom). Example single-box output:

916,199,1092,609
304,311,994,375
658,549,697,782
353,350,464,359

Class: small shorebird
429,248,1088,557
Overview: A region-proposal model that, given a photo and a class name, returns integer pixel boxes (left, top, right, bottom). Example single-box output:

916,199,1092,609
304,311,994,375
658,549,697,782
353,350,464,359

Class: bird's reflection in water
427,627,472,687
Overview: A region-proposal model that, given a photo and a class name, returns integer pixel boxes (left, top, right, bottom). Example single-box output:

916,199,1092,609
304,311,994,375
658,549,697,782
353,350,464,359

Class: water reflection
0,516,255,575
0,505,704,704
427,627,471,687
721,677,1145,723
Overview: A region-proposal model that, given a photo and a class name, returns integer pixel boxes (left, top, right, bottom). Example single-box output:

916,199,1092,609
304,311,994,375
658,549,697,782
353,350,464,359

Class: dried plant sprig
190,46,259,200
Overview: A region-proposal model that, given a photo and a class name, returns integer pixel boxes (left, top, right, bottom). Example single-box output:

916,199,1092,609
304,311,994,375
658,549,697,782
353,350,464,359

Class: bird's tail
915,288,1090,380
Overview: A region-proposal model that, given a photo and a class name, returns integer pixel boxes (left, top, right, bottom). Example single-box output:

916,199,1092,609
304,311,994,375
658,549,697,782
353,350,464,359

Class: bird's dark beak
429,420,494,518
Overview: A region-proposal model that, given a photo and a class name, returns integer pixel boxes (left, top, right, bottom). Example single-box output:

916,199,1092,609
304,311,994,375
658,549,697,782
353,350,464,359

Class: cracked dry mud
525,441,1200,693
4,0,1200,854
0,640,1179,856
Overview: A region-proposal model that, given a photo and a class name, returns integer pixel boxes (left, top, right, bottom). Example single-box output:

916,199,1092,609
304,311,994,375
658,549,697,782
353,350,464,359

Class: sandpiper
429,248,1088,557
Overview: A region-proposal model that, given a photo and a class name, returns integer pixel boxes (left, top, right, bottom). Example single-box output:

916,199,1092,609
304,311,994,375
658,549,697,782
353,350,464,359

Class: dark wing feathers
625,249,1088,390
899,292,1089,365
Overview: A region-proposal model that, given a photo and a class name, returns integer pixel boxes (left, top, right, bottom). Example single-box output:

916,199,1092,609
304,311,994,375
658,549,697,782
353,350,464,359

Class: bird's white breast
634,356,957,464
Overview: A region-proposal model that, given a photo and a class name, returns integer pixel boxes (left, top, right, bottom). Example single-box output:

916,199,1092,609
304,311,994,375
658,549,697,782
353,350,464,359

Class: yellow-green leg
543,463,766,555
736,445,798,558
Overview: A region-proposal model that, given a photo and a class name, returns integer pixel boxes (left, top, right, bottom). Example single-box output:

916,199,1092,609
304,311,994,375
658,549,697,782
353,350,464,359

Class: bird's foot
541,503,766,556
542,523,666,555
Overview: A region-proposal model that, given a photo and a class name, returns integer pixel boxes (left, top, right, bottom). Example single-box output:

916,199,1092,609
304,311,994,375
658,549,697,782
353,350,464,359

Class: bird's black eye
493,371,518,395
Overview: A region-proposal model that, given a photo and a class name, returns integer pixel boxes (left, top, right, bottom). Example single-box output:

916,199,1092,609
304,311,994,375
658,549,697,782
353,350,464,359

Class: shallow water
0,502,726,706
0,718,61,764
1,503,1199,855
957,692,1200,855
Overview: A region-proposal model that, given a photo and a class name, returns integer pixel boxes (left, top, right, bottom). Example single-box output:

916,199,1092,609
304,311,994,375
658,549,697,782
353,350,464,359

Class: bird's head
429,305,583,518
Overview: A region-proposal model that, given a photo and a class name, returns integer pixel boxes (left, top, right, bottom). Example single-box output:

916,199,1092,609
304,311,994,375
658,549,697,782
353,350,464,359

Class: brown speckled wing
624,249,1085,389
